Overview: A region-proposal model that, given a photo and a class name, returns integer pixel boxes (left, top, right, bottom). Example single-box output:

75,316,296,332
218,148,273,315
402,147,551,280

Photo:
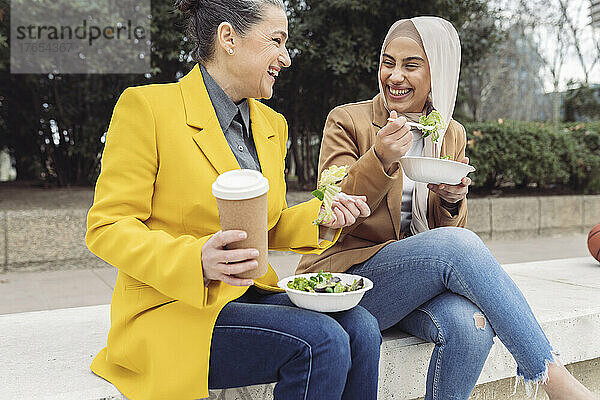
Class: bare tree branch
558,0,589,84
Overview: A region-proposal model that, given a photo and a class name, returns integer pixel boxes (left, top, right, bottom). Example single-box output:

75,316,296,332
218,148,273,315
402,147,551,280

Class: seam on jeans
355,258,435,277
214,325,312,400
416,307,445,400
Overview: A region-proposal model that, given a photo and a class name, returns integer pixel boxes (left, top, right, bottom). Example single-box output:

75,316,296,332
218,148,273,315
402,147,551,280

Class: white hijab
378,16,462,234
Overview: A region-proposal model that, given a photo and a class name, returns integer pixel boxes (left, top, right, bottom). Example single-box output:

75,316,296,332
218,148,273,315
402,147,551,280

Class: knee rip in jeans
473,312,486,330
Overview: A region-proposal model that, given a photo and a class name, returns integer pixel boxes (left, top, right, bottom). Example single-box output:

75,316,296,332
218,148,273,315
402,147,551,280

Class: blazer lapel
180,64,241,175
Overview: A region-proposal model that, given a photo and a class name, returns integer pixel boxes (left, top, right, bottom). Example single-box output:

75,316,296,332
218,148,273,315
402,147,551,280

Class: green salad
419,109,445,143
418,110,452,160
287,271,364,293
312,165,348,225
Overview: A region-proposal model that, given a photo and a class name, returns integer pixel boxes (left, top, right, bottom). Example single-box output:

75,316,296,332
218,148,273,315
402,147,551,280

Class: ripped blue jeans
347,227,557,400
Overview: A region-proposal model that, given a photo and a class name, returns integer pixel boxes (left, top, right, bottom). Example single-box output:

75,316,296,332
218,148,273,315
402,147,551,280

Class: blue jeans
347,227,556,400
208,286,382,400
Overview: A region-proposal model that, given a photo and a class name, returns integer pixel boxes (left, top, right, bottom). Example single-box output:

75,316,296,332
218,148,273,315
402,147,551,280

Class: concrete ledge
465,198,491,239
6,256,109,273
584,195,600,230
540,196,584,235
6,209,90,265
2,257,599,400
491,197,540,239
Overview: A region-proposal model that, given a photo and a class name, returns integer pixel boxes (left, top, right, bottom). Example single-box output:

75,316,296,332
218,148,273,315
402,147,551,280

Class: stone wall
2,195,599,271
466,195,600,240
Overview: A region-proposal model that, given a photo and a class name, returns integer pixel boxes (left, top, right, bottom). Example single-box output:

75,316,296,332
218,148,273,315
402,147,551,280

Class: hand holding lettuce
387,109,449,160
312,165,347,225
311,165,370,228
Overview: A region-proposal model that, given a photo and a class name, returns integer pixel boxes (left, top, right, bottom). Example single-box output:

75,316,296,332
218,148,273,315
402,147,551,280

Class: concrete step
1,257,599,399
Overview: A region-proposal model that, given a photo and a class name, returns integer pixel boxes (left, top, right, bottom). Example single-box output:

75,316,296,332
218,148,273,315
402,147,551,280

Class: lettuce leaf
419,110,445,143
312,165,348,224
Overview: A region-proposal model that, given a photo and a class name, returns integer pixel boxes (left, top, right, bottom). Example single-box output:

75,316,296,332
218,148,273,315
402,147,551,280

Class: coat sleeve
267,113,342,253
428,121,468,228
85,88,211,309
317,106,401,241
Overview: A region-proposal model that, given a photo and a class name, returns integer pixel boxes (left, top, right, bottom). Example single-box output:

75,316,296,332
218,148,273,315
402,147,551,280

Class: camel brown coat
297,93,468,274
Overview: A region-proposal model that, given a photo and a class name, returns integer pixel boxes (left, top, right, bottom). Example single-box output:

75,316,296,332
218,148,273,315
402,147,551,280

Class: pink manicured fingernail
239,232,247,239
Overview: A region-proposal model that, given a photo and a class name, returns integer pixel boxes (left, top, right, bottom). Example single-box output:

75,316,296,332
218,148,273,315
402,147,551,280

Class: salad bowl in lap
277,272,373,313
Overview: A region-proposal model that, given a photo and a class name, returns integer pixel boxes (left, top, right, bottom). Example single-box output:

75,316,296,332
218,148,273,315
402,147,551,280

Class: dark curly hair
174,0,285,64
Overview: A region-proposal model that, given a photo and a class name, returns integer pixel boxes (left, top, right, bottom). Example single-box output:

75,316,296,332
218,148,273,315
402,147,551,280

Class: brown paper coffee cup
212,170,269,279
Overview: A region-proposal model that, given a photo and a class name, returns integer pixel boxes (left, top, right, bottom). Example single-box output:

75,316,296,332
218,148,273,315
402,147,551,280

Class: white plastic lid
212,169,269,200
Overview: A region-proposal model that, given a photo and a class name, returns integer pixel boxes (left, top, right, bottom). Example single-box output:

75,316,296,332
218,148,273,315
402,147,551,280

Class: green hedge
463,121,600,194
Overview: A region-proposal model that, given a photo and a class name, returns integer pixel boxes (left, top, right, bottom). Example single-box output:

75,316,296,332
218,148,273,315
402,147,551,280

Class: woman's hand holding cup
374,110,413,171
320,192,371,229
201,230,258,287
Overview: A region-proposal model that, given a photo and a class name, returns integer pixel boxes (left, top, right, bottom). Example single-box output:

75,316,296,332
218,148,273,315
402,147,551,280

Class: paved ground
0,233,593,315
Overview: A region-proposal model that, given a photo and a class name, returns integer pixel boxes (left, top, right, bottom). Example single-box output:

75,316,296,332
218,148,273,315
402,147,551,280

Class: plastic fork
387,117,436,131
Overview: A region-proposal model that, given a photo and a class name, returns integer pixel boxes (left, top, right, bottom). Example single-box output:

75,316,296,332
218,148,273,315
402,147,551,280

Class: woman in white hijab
298,17,593,399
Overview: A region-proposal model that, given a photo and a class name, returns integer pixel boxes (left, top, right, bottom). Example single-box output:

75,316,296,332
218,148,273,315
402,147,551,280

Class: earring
228,48,234,55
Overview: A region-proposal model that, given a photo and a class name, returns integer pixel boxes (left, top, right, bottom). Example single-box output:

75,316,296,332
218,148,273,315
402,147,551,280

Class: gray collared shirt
200,64,261,171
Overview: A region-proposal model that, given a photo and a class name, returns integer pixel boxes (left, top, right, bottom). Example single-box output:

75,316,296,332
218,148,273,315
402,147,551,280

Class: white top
400,131,424,233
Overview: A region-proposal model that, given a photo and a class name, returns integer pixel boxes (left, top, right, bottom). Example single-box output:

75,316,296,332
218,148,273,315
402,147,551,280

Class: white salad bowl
277,273,373,313
399,156,476,185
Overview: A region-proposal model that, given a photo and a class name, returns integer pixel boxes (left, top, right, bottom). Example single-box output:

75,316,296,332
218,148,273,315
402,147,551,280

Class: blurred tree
563,84,600,121
0,1,6,71
0,1,192,185
557,0,599,86
0,0,502,187
468,23,551,122
0,0,10,176
455,6,505,122
501,0,600,123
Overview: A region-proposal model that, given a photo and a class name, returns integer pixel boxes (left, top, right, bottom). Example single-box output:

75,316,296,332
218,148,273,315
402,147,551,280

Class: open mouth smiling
387,86,413,98
267,66,280,80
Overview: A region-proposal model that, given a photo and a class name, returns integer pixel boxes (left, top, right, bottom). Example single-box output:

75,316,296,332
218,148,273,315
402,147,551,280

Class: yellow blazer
86,64,339,399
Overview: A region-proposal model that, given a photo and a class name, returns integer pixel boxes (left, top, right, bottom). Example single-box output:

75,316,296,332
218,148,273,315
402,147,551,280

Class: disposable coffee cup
212,169,269,279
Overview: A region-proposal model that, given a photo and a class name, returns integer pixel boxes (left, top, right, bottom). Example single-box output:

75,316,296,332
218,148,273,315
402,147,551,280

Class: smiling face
231,5,291,100
379,37,431,113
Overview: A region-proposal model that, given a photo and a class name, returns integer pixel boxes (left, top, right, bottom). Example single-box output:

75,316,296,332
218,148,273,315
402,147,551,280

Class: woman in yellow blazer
85,1,380,399
298,17,594,400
